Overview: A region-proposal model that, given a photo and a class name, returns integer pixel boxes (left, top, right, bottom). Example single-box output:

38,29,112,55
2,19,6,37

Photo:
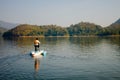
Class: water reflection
107,36,120,46
33,58,41,80
34,58,40,72
30,54,43,73
69,36,120,47
2,36,120,46
30,55,42,72
69,37,102,47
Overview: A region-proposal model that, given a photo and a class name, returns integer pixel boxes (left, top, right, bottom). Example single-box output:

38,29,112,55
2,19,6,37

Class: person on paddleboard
34,38,40,51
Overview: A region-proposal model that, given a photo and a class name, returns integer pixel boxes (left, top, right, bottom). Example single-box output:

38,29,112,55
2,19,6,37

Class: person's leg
35,45,37,51
38,45,40,50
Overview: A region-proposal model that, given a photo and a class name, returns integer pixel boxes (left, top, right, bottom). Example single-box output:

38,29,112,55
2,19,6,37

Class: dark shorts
34,45,39,48
34,45,39,51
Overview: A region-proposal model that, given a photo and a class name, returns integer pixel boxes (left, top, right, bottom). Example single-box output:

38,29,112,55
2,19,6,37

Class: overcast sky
0,0,120,27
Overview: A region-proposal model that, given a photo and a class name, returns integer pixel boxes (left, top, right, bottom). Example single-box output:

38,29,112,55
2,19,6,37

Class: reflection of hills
105,36,120,46
3,36,120,47
44,37,69,44
69,37,120,47
69,37,102,46
3,37,69,46
3,37,34,46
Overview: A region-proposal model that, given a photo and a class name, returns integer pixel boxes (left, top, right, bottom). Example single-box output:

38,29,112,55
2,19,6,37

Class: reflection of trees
44,37,69,45
3,36,120,48
69,36,120,48
16,37,34,46
69,37,102,47
3,37,69,46
3,37,34,46
105,36,120,46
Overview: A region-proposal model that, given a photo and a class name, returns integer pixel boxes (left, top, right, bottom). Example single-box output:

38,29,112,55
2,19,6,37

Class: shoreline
19,35,120,38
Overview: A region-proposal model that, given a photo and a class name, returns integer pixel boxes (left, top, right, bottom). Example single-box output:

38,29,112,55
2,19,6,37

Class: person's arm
38,40,40,44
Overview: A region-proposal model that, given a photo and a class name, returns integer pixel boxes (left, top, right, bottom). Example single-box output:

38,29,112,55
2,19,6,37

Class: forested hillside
2,19,120,37
3,24,68,37
99,18,120,36
67,22,103,36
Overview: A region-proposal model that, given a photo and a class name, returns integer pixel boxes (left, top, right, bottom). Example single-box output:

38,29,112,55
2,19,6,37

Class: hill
3,22,103,37
67,22,103,36
3,24,68,37
2,18,120,37
0,20,18,29
103,18,120,35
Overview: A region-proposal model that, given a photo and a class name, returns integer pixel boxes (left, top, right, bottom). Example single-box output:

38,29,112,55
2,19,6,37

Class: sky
0,0,120,27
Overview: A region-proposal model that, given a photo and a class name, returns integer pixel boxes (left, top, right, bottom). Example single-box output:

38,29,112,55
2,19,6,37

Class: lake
0,36,120,80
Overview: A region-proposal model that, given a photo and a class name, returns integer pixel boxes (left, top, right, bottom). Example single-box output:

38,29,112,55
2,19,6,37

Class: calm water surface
0,37,120,80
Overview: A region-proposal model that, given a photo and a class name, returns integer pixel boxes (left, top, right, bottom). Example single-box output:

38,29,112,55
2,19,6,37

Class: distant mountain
109,18,120,28
0,20,18,29
111,18,120,25
114,18,120,24
0,27,7,35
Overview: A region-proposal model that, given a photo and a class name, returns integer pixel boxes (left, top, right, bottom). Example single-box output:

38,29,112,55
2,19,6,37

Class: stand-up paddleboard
30,50,47,57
